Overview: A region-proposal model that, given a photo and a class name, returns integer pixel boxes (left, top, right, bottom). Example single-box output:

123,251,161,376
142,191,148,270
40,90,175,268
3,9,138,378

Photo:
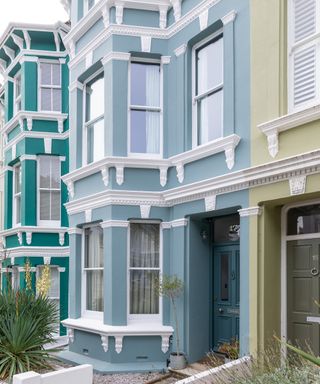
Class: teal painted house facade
0,22,70,336
61,0,251,371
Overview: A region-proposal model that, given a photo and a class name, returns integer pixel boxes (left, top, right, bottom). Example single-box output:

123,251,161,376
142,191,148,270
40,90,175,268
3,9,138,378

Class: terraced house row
0,0,319,373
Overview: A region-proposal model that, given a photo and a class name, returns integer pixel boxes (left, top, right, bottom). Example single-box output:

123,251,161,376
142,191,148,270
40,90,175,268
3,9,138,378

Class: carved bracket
176,163,184,183
161,335,170,353
140,205,151,219
115,335,123,354
116,166,124,185
27,117,32,131
289,175,306,196
44,257,51,265
59,232,65,246
159,167,168,187
101,166,109,186
266,130,279,158
101,335,109,352
26,232,32,245
102,5,110,27
17,231,23,245
199,9,209,31
68,328,74,343
205,195,216,212
141,36,152,53
225,146,235,170
116,3,124,24
159,5,168,29
67,181,74,198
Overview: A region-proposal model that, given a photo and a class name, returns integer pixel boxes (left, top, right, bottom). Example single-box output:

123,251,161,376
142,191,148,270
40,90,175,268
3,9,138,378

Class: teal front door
213,245,240,348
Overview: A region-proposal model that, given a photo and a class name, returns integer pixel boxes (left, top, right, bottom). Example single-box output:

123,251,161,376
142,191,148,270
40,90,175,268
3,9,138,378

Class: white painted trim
238,206,262,217
100,220,129,228
101,51,131,66
258,104,320,158
174,44,187,57
5,131,69,152
221,10,236,25
0,246,69,258
171,218,188,227
20,154,37,161
69,81,84,92
65,0,222,70
64,148,320,215
0,226,68,238
2,111,68,136
68,227,82,235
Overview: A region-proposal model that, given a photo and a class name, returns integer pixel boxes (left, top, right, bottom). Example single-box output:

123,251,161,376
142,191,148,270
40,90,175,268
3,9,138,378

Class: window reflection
287,205,320,235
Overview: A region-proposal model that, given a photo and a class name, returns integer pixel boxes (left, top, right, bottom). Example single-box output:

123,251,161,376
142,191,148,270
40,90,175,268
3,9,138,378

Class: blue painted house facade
0,22,70,336
61,0,251,371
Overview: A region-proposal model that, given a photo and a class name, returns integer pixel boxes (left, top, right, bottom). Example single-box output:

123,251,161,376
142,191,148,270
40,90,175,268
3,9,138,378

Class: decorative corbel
115,335,123,354
141,36,152,53
58,119,64,133
102,5,110,27
176,163,184,183
199,9,209,31
205,195,216,212
23,30,31,50
26,232,32,245
266,130,279,158
12,33,24,50
59,232,65,246
159,5,168,29
68,328,74,343
3,46,15,61
140,205,151,219
289,175,306,196
17,232,23,245
69,41,76,59
85,209,92,223
161,335,170,353
1,236,6,248
27,117,32,131
19,118,24,131
67,181,74,198
101,335,109,352
159,167,168,187
116,2,124,25
116,166,124,185
225,146,235,170
101,166,109,187
12,144,16,160
53,31,60,52
44,257,51,265
170,0,182,21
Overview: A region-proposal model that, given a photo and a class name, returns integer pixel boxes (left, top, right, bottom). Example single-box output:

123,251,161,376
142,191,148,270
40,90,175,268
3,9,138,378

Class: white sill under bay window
128,61,163,158
192,32,224,147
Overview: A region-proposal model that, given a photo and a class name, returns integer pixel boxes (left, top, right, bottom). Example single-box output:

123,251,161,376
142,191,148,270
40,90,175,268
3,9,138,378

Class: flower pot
169,353,187,370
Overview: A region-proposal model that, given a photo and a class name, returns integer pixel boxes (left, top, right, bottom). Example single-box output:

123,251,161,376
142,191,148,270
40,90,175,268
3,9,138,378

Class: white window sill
62,317,173,354
62,134,241,196
258,104,320,158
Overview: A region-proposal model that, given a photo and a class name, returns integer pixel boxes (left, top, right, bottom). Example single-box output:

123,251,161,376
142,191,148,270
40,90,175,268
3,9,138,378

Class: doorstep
56,350,168,374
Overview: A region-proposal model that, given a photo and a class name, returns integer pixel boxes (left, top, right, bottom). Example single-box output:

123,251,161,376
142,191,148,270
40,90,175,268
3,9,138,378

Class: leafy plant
218,338,239,359
156,275,184,356
0,290,59,382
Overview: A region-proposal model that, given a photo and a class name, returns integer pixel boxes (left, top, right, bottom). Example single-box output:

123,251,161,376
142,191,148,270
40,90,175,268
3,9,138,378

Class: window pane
213,215,240,243
41,88,52,111
130,270,159,314
87,118,104,163
86,76,104,122
51,191,60,221
131,63,160,107
41,63,52,85
197,37,223,95
15,75,21,98
288,205,320,235
85,227,104,268
52,64,61,86
130,223,159,268
220,253,229,301
39,157,51,188
16,196,21,224
198,90,223,145
52,89,61,111
50,158,60,189
40,191,50,220
15,166,21,193
86,270,103,311
48,268,60,298
130,110,160,154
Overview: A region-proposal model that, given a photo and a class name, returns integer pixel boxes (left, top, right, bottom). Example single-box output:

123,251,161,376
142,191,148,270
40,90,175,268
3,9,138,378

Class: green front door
213,245,240,349
287,239,320,355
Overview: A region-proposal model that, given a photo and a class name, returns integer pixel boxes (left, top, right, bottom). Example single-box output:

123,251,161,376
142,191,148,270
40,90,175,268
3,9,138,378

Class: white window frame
127,220,163,324
288,0,320,113
12,163,21,227
192,30,224,148
37,156,61,228
81,224,104,320
128,58,163,159
84,0,95,14
38,59,62,113
12,266,20,291
82,69,105,166
14,71,22,115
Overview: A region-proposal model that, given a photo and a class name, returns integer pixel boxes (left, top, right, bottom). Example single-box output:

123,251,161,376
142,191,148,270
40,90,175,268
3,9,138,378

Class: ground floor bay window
83,225,104,318
129,222,161,322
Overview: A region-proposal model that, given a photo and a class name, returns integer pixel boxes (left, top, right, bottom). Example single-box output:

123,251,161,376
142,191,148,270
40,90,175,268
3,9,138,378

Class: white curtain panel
146,65,160,154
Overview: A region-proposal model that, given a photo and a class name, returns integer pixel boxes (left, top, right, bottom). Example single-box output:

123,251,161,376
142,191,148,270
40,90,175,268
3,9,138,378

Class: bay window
84,73,104,164
13,164,21,226
39,61,61,112
129,62,162,156
193,34,223,146
83,226,104,317
288,0,320,111
38,156,61,227
129,222,161,321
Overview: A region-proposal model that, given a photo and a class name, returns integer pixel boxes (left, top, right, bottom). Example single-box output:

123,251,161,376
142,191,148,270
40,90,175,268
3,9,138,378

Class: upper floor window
193,34,223,146
39,62,61,112
84,0,95,14
129,222,161,322
13,164,21,227
288,0,320,112
129,62,162,157
14,72,22,114
38,156,61,227
84,73,104,164
83,225,104,318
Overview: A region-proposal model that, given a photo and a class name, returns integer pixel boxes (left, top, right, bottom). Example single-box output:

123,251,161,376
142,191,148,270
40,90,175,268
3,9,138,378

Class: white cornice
171,218,189,227
101,51,131,66
65,149,320,215
0,246,69,258
221,10,236,25
238,207,262,217
65,0,222,69
69,80,84,92
174,43,187,57
2,111,68,137
0,226,68,238
100,220,129,228
258,104,320,158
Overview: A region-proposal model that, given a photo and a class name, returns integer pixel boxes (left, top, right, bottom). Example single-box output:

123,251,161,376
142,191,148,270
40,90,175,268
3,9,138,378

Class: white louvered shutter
289,0,320,111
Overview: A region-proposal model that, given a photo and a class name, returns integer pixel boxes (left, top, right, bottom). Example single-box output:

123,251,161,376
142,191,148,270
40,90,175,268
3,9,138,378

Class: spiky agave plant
0,290,59,382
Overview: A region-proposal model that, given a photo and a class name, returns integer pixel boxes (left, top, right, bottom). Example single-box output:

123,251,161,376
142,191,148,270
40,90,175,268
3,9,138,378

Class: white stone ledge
62,317,173,354
258,104,320,158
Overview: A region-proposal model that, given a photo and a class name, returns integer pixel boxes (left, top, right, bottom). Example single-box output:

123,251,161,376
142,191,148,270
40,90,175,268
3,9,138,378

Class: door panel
213,245,240,348
287,240,320,355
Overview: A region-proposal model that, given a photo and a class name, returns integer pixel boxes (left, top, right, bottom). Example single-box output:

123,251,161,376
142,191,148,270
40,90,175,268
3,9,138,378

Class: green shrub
0,290,59,382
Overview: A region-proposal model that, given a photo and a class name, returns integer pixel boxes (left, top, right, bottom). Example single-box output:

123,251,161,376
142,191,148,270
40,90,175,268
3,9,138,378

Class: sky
0,0,69,37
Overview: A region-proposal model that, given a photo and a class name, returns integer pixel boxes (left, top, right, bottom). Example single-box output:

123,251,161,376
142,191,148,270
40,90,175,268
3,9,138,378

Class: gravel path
93,372,170,384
